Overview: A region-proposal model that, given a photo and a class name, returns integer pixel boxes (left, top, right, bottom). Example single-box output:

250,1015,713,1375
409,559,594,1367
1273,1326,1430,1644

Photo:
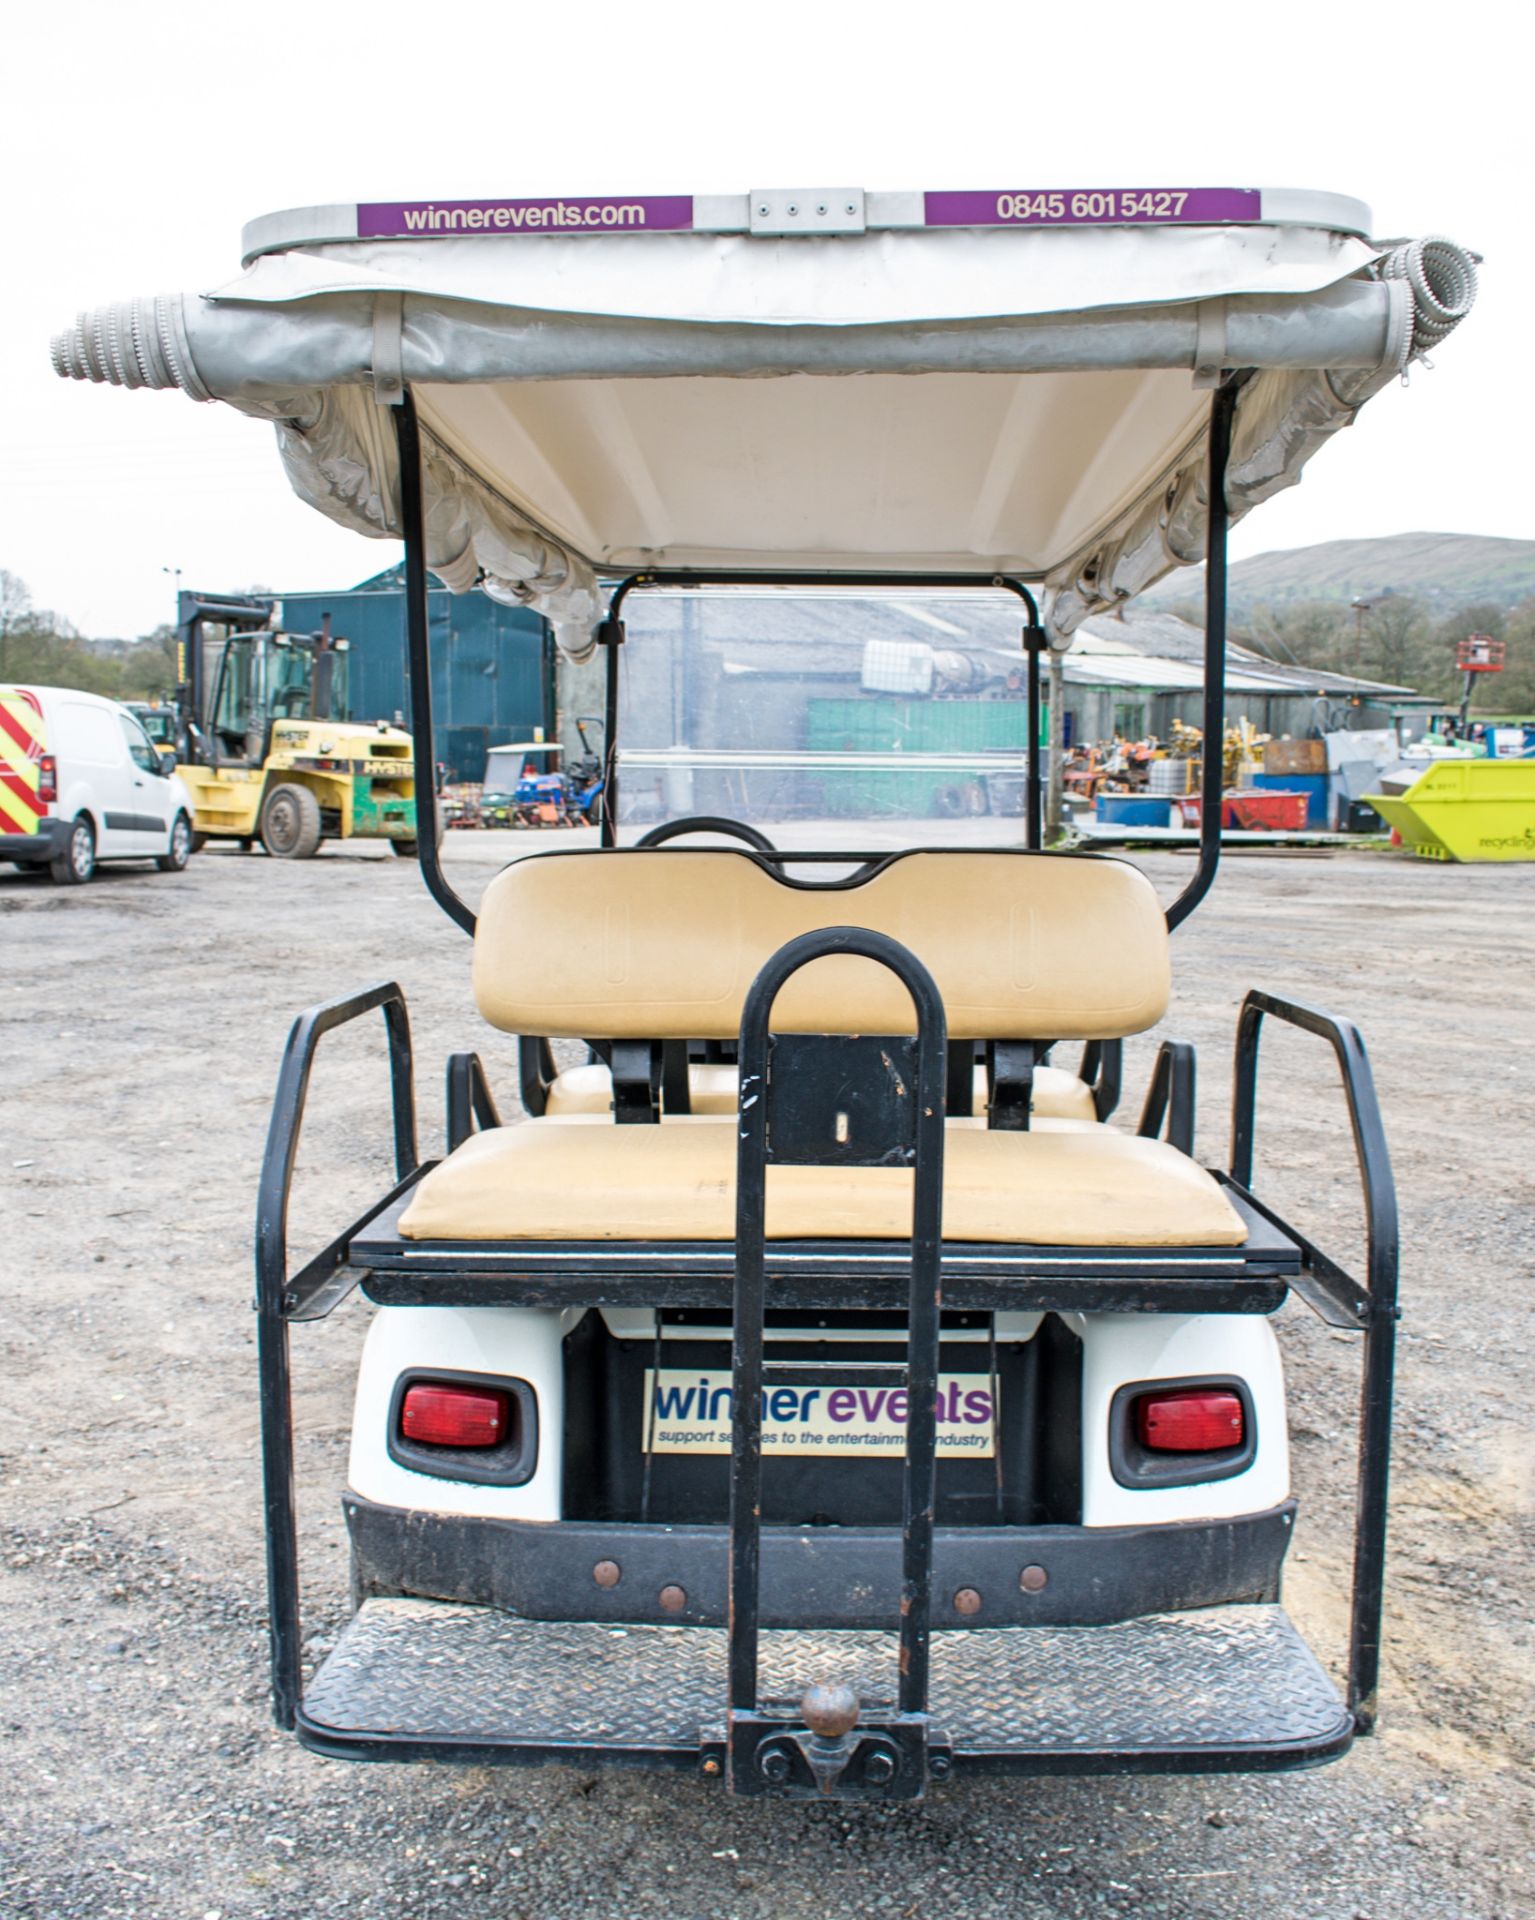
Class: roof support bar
600,616,622,848
606,569,1043,616
396,392,477,936
1025,625,1044,851
1165,379,1239,932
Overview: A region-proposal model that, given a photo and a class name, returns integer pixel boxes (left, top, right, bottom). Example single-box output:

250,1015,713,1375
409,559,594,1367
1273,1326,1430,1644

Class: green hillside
1150,531,1535,617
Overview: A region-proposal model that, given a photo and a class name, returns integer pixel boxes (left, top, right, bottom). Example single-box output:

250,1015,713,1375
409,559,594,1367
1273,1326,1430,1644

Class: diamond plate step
300,1600,1353,1773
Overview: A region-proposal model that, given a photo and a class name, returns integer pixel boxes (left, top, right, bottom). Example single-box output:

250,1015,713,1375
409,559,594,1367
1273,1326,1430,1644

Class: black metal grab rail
446,1050,504,1150
634,814,779,852
727,927,948,1797
1082,1036,1124,1122
255,981,419,1729
1137,1039,1196,1154
1227,987,1400,1731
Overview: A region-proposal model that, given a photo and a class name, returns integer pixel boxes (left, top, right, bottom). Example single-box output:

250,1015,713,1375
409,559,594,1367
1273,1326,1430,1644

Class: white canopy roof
51,188,1477,657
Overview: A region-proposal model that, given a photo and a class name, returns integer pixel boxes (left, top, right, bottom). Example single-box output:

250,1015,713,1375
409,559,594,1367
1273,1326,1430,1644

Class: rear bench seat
400,848,1245,1248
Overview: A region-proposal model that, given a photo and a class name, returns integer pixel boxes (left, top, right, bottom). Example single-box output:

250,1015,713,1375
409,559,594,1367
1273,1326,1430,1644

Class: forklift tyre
391,839,417,857
260,783,323,859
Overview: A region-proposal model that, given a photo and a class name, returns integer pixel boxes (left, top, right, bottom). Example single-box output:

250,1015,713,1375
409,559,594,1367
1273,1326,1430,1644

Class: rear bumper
346,1493,1295,1630
0,819,67,861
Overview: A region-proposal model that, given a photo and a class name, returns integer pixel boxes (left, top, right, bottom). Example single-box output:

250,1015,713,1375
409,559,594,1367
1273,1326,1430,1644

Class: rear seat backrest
474,849,1169,1041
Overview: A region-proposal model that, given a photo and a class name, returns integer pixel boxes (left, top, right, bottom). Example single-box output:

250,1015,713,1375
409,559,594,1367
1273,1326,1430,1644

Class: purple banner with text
924,188,1262,229
358,196,695,239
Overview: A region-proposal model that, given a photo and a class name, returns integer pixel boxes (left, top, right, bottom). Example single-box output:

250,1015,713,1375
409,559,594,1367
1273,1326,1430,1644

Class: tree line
1170,590,1535,716
0,569,177,701
7,561,1534,721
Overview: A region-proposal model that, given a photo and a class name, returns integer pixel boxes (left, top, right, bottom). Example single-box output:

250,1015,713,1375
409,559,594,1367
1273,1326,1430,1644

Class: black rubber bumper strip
345,1494,1297,1631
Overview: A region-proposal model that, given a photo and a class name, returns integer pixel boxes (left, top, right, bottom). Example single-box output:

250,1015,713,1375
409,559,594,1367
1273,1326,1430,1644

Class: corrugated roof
612,588,1413,698
1076,602,1413,696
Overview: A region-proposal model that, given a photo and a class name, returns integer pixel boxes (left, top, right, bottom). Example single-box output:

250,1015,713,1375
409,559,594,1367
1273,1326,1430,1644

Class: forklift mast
175,590,278,766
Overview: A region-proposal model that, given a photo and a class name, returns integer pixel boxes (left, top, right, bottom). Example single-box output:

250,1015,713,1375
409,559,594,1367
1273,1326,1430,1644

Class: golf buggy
54,185,1476,1796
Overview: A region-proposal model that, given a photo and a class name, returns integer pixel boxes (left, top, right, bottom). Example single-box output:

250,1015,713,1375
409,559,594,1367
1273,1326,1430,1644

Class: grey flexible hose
1378,237,1478,367
50,294,212,401
51,236,1480,399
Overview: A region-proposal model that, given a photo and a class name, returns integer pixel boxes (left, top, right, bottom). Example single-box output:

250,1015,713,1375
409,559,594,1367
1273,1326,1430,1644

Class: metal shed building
589,591,1411,821
280,565,554,783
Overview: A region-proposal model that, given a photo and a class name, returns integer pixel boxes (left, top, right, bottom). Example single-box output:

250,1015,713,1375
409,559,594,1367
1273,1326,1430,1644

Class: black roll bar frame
1226,986,1400,1732
250,974,1400,1755
255,980,420,1728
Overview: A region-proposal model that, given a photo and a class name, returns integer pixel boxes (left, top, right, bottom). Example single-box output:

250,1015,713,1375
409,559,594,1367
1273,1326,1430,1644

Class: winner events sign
644,1371,996,1457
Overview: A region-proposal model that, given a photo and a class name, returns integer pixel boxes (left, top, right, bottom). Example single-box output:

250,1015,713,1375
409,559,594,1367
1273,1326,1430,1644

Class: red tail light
37,754,57,805
1135,1388,1245,1453
400,1382,510,1449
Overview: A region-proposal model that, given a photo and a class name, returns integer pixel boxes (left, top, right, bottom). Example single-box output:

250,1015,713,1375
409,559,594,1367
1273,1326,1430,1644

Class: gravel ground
2,830,1532,1920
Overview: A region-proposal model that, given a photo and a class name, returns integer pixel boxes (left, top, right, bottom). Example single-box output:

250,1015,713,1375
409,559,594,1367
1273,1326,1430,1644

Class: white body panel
111,705,181,850
348,1306,574,1521
350,1305,1287,1534
1075,1312,1290,1527
54,696,138,854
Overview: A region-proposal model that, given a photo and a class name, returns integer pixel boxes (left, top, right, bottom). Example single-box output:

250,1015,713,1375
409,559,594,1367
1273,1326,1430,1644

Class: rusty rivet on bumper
1020,1564,1049,1593
593,1560,621,1589
659,1584,687,1613
953,1587,982,1616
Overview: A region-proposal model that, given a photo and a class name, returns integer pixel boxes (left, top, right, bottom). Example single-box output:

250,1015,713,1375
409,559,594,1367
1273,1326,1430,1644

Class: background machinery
172,592,418,858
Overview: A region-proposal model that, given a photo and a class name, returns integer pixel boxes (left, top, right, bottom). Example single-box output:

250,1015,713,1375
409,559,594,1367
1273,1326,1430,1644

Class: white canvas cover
51,190,1477,657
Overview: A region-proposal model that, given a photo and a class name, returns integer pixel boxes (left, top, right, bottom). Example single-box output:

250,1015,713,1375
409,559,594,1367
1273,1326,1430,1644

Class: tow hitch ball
731,1685,947,1799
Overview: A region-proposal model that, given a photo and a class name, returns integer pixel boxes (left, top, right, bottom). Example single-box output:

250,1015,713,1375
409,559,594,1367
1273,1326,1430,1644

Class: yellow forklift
173,591,418,858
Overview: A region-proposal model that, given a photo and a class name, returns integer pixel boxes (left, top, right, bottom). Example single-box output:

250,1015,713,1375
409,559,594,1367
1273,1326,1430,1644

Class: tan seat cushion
399,1119,1245,1247
544,1060,1099,1124
476,849,1169,1041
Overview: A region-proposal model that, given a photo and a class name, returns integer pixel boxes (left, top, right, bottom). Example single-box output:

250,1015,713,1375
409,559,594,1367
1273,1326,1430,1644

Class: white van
0,684,196,884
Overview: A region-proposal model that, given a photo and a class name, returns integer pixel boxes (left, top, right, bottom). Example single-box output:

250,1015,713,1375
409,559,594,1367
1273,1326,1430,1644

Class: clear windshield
612,589,1040,849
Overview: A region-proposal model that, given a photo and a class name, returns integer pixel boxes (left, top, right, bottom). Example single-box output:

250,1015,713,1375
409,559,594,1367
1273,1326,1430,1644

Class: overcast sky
3,0,1527,639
